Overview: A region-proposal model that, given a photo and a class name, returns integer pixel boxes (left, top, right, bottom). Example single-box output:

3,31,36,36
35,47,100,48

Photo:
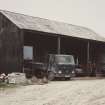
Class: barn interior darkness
24,31,58,62
24,31,88,64
24,30,105,73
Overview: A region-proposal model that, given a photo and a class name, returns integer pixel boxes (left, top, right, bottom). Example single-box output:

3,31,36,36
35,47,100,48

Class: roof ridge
0,9,105,42
0,9,86,28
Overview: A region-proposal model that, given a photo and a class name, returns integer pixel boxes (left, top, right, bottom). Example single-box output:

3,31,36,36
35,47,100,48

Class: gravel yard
0,78,105,105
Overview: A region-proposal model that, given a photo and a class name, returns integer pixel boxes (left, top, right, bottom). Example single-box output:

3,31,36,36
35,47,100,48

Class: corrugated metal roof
0,10,105,42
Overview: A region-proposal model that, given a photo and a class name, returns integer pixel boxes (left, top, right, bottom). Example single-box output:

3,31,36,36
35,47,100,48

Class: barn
0,10,105,75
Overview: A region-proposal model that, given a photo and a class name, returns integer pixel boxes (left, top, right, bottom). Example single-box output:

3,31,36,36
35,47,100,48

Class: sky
0,0,105,37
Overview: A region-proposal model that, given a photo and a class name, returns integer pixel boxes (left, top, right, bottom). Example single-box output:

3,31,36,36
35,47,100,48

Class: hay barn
0,10,105,75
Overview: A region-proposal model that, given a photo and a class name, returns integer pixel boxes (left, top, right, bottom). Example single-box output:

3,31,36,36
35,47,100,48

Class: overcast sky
0,0,105,37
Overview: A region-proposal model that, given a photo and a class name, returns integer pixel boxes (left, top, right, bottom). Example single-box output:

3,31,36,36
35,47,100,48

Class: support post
87,41,90,64
87,41,91,75
57,36,61,54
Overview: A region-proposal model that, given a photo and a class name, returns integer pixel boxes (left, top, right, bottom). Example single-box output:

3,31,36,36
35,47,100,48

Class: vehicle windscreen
55,55,75,64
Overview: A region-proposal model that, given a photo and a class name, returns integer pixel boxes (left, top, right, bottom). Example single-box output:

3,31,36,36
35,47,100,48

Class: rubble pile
8,72,27,84
0,72,48,85
0,73,8,83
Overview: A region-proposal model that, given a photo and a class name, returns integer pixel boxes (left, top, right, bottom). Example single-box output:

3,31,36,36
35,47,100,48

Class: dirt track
0,78,105,105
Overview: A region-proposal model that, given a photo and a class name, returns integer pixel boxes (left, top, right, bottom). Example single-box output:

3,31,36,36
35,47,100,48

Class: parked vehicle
75,68,84,76
47,54,75,80
24,54,75,80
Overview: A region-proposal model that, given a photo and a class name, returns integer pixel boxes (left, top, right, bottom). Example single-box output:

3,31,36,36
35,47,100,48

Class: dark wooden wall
0,13,23,73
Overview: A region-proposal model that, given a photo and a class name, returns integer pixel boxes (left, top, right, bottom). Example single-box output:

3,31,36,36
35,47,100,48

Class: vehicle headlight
58,71,62,74
72,71,75,74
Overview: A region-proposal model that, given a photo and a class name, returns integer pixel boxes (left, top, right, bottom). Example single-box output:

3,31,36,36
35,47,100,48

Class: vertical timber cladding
95,42,105,74
0,13,23,73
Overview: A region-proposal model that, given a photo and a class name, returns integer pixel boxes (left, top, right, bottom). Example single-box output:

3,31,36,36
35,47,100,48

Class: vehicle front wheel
48,72,55,81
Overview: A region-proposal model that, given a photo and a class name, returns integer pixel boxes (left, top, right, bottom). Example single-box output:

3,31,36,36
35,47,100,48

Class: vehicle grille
57,65,74,74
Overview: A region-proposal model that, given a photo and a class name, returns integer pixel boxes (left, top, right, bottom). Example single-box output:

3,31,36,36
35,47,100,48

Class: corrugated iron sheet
0,10,105,42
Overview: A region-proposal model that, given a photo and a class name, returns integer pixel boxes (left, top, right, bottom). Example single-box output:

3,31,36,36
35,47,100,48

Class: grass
0,82,18,90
